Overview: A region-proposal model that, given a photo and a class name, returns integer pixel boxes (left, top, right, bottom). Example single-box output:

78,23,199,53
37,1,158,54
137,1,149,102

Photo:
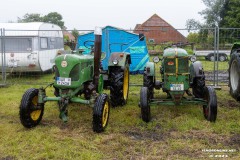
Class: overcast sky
0,0,206,30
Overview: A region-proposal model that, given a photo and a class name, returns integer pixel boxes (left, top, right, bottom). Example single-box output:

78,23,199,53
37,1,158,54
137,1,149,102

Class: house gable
134,14,187,44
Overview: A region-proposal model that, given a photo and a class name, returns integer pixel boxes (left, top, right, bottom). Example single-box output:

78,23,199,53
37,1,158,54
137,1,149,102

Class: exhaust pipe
93,27,102,90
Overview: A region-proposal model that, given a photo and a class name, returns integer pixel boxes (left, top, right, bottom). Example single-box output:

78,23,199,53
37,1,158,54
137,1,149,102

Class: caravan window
40,37,48,49
39,37,63,50
0,37,32,52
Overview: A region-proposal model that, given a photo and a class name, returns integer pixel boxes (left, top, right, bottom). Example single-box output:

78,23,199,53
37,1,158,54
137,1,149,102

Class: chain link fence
0,27,238,86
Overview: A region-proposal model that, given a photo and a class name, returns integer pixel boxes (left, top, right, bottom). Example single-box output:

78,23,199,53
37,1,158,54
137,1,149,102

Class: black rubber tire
19,88,44,128
143,73,154,99
229,52,240,101
110,65,129,107
202,86,217,122
140,87,151,122
192,75,205,98
93,93,110,133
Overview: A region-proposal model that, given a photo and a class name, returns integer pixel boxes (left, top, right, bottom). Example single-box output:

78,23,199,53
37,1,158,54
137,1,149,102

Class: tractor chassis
149,97,207,106
37,85,98,122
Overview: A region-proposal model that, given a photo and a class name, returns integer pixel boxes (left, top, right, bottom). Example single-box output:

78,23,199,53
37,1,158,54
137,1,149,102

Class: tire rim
230,60,239,91
210,56,215,61
30,96,42,121
102,101,109,127
219,56,225,61
123,67,129,100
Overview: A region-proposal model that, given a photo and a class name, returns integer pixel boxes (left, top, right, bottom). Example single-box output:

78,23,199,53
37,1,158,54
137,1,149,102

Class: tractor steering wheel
84,40,95,50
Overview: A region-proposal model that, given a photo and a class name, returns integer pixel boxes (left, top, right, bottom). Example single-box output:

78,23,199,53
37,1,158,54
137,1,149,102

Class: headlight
190,56,197,62
113,59,118,65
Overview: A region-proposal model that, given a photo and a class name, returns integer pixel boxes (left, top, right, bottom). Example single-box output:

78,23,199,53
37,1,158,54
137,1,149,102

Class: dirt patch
0,156,16,160
218,99,239,108
125,130,164,141
205,70,229,83
225,134,240,149
172,148,202,158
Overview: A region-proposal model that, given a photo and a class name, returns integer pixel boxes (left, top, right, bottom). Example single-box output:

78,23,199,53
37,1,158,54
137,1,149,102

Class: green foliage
199,0,226,27
71,28,79,41
18,13,43,22
18,12,65,29
64,35,70,42
187,33,199,44
43,12,64,29
185,19,201,30
221,0,240,27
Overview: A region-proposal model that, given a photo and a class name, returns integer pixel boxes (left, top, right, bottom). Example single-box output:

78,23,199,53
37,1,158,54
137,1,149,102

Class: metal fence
0,27,238,86
0,28,6,86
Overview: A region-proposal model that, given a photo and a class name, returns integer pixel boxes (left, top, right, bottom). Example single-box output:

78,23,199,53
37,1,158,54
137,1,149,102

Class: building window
161,27,168,32
149,39,155,43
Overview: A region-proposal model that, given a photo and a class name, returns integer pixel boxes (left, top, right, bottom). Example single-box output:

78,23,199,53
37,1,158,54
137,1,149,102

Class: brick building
134,14,187,44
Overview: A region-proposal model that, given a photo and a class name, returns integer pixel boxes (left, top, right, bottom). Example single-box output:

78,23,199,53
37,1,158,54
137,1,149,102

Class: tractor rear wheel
202,86,217,122
229,52,240,101
110,65,129,107
140,87,151,122
19,88,44,128
192,75,205,98
93,93,110,133
143,73,154,99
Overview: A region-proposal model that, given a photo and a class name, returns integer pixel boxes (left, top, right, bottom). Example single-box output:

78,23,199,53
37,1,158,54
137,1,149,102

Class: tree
18,12,65,29
221,0,240,27
185,0,227,28
43,12,64,29
18,13,43,22
187,32,199,44
186,19,202,31
199,0,226,27
71,28,79,41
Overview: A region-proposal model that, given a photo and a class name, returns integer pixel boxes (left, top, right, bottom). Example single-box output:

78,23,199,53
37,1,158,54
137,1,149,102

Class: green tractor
139,45,218,123
19,28,112,133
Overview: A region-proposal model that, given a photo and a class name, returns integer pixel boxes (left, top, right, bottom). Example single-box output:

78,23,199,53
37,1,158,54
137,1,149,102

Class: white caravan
0,22,64,72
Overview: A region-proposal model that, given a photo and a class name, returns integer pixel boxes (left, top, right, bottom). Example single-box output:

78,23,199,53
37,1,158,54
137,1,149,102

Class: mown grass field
0,58,240,159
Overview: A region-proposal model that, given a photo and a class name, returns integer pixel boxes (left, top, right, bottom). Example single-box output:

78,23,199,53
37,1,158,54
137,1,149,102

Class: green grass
0,72,240,159
196,56,229,71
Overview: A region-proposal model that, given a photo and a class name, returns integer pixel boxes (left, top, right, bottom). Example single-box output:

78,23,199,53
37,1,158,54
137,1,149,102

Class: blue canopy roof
77,26,149,73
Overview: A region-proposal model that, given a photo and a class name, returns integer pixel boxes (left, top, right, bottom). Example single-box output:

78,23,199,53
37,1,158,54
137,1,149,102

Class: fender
189,61,204,82
144,62,155,76
108,52,131,69
230,42,240,55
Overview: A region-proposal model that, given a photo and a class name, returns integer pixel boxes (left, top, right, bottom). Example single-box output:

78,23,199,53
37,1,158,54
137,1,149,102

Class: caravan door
38,37,63,72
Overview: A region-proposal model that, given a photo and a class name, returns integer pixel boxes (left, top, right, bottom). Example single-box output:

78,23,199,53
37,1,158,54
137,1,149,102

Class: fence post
214,26,221,90
0,28,6,86
213,27,217,86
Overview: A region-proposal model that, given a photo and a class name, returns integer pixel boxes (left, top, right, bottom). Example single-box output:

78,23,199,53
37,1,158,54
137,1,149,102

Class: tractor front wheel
110,65,129,107
192,76,205,98
92,93,110,133
19,88,44,128
140,87,151,122
202,86,217,122
143,73,154,99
